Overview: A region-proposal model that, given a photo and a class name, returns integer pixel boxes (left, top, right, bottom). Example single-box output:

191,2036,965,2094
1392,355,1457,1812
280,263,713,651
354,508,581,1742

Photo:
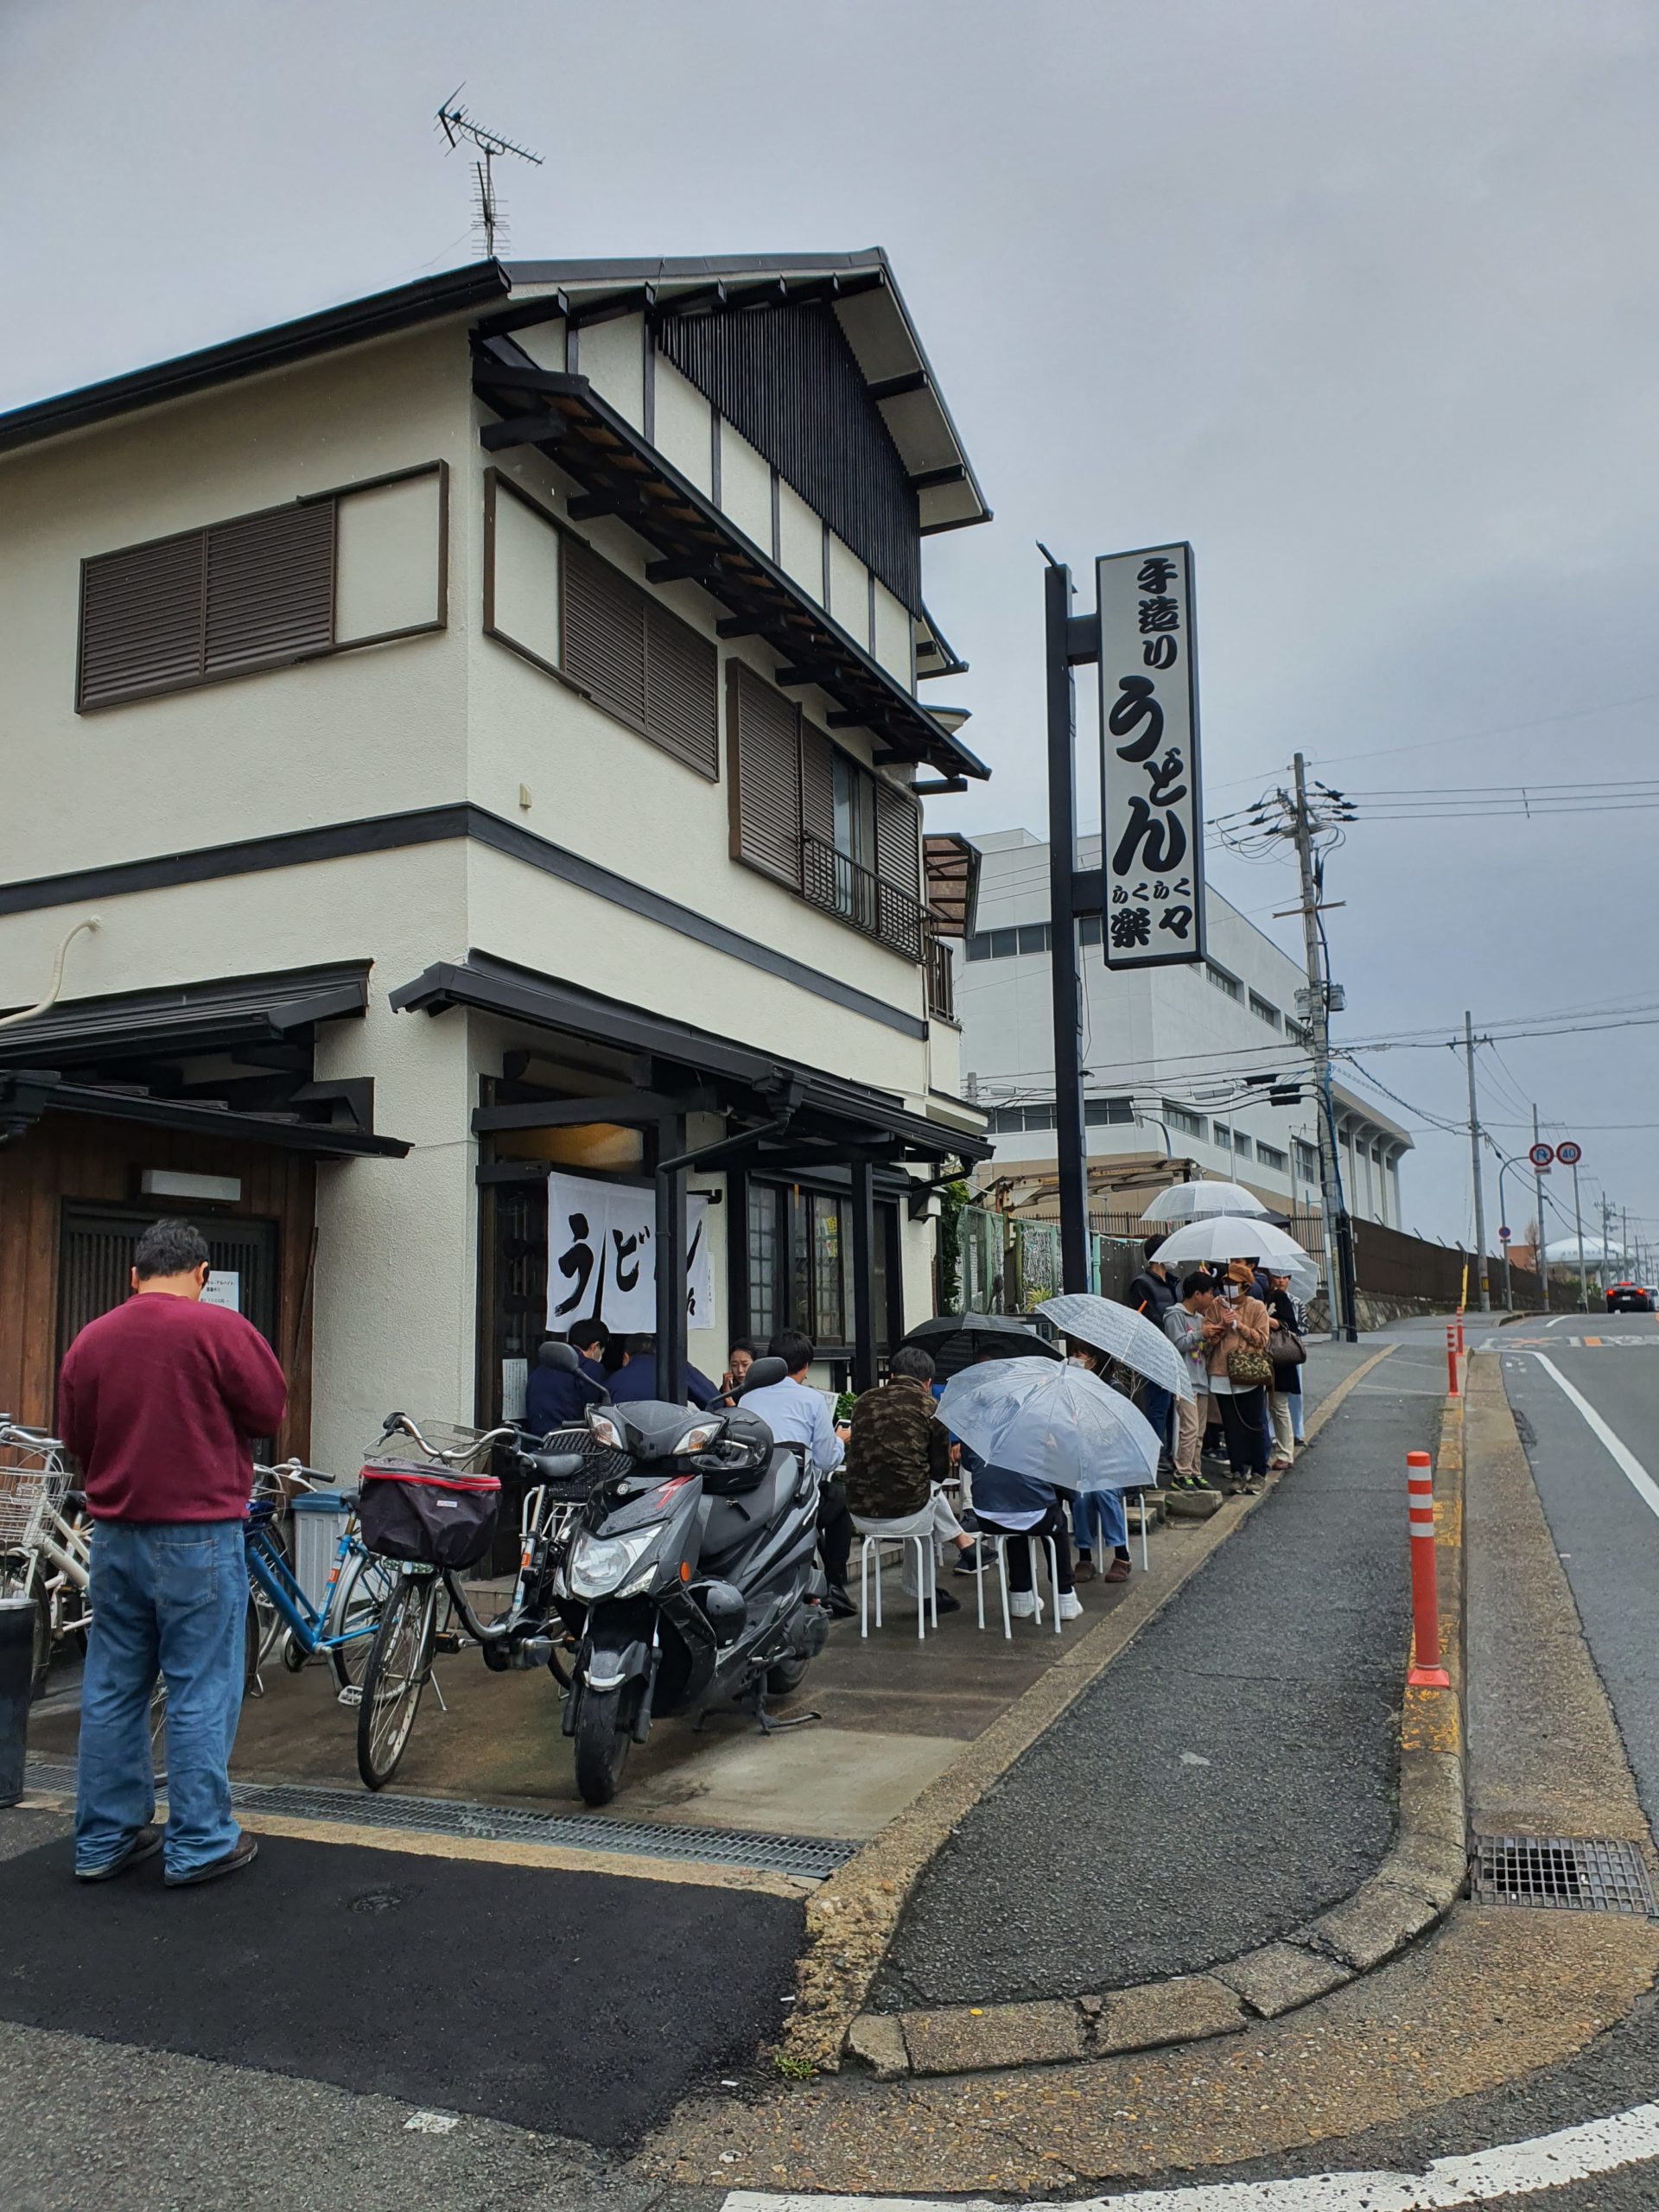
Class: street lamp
1494,1152,1528,1310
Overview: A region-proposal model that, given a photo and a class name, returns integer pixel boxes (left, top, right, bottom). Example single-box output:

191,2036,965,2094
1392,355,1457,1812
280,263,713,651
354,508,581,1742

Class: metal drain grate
23,1756,855,1881
1471,1834,1657,1916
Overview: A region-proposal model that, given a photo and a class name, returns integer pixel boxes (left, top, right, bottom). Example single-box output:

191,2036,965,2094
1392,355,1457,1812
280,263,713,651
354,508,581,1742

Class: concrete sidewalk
868,1320,1445,2011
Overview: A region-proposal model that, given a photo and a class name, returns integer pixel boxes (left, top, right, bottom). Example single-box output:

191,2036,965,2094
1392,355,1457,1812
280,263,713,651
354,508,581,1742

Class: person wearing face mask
1202,1258,1273,1489
1064,1340,1134,1583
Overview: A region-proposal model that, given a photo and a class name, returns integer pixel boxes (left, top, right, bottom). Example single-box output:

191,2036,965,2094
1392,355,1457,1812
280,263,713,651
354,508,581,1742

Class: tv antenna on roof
435,86,543,259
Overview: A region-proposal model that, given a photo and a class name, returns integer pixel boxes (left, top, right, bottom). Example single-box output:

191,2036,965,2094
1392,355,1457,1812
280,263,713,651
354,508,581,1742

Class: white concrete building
0,253,991,1465
954,830,1411,1226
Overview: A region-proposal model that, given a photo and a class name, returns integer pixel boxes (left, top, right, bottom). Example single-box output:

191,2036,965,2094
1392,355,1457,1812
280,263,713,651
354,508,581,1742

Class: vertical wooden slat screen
728,661,802,885
203,503,334,675
77,532,207,708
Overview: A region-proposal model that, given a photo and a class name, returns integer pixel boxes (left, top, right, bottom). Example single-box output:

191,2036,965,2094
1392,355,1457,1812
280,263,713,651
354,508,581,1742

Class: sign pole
1532,1107,1550,1313
1045,561,1090,1296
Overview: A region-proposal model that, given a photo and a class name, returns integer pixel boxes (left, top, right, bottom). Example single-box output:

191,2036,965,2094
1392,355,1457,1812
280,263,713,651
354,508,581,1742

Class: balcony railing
801,830,926,964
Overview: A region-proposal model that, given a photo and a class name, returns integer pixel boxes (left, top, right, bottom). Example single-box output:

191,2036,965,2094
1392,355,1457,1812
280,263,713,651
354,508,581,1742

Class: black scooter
537,1344,830,1805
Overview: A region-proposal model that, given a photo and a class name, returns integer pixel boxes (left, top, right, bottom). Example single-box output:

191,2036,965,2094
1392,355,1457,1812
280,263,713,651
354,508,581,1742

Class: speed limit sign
1529,1141,1554,1169
1556,1140,1582,1166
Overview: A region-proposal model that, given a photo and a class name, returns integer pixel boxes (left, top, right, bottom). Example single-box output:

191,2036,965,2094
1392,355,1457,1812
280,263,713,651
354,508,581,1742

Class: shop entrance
57,1201,281,1357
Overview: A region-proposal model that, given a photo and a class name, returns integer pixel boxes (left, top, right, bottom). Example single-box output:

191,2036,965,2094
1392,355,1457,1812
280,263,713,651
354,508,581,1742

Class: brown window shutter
644,597,718,779
203,502,334,677
78,531,207,709
562,536,647,731
874,775,921,897
728,662,802,884
799,721,835,845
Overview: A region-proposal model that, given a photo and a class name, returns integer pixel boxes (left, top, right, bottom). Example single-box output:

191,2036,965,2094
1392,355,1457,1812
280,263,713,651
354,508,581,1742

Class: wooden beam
567,486,654,522
868,369,928,402
646,552,725,585
472,1089,707,1134
473,361,584,397
479,411,568,451
907,463,967,492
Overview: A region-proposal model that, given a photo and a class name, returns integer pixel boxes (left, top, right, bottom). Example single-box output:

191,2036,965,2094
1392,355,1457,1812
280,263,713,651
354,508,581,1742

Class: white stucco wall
651,356,712,496
576,313,645,429
715,421,772,556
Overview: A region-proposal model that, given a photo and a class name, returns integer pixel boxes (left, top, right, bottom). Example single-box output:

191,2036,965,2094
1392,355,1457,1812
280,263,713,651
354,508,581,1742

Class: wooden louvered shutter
203,502,334,676
728,662,802,885
874,773,925,960
562,536,647,730
643,598,718,779
79,531,207,709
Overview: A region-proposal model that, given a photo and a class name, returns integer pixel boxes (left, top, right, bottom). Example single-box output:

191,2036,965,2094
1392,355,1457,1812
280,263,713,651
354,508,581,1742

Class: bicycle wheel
250,1524,291,1670
356,1575,438,1790
326,1548,398,1696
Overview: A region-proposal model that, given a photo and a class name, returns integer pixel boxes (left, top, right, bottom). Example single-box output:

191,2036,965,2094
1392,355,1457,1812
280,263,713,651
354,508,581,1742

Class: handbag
1225,1345,1275,1389
1268,1326,1306,1369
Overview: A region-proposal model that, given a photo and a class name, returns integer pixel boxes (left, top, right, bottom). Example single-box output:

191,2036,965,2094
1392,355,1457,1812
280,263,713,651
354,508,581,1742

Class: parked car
1605,1281,1654,1313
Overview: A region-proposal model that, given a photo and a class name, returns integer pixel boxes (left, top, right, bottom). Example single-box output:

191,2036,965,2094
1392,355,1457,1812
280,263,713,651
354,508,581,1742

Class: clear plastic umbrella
937,1356,1160,1493
1140,1180,1269,1224
1035,1294,1194,1402
1149,1215,1319,1299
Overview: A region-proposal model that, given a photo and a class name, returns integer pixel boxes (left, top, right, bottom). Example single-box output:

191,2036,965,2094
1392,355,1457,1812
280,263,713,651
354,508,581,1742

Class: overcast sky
6,0,1657,1258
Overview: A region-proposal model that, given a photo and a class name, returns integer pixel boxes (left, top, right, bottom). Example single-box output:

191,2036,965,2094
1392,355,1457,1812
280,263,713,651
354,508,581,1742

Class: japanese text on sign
1096,543,1204,969
546,1172,713,1333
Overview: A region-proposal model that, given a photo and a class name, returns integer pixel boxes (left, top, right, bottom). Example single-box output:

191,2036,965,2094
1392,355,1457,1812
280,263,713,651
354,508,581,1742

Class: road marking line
1547,1313,1573,1327
719,2099,1659,2208
1531,1355,1659,1522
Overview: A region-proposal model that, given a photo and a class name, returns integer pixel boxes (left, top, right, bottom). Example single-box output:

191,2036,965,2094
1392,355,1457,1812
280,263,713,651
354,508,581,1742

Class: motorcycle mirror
537,1339,582,1373
737,1356,788,1393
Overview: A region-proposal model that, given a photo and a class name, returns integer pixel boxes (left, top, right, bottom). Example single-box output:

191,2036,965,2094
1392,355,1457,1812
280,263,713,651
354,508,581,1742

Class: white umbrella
1035,1293,1194,1402
1150,1216,1319,1299
938,1357,1160,1493
1140,1180,1270,1225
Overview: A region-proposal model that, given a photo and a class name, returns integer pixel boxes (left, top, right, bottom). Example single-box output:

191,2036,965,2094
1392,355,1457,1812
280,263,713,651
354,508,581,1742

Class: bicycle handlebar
380,1414,518,1465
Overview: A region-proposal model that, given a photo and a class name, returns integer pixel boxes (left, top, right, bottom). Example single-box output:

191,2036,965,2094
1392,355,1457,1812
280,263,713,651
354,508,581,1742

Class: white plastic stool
857,1531,938,1640
976,1532,1064,1638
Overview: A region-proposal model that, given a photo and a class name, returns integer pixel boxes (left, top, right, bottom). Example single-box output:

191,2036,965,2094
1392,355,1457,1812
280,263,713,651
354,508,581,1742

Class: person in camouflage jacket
843,1345,983,1605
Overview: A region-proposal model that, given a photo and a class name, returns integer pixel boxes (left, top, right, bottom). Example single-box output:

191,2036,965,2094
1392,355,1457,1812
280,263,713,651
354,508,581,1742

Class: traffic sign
1557,1140,1583,1166
1529,1142,1555,1169
1498,1226,1511,1242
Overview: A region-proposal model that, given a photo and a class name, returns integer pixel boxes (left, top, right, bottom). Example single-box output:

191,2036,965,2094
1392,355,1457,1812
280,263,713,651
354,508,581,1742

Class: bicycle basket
358,1459,500,1570
0,1462,69,1555
528,1425,632,1503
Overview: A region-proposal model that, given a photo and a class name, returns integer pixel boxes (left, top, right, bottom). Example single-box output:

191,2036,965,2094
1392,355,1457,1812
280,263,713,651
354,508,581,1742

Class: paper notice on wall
200,1271,240,1312
545,1173,715,1333
500,1357,528,1423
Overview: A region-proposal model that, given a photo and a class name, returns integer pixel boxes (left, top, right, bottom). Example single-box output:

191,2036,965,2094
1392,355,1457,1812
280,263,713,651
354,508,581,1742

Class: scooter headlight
671,1420,721,1455
588,1411,626,1451
568,1527,657,1600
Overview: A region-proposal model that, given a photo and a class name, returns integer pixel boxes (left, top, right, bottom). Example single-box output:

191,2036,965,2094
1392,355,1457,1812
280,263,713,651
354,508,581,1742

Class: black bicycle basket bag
357,1459,501,1570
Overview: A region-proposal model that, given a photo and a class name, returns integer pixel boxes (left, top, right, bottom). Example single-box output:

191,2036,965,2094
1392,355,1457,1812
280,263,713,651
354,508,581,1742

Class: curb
840,1357,1471,2082
778,1341,1402,2075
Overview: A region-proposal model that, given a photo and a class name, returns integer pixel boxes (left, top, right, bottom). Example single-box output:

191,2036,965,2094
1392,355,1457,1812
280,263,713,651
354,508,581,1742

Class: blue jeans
1071,1487,1128,1557
76,1520,246,1878
1140,1383,1173,1459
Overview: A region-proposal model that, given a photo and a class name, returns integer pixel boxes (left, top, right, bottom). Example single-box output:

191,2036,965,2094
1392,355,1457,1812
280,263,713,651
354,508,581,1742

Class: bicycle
353,1414,603,1790
243,1465,398,1703
0,1419,87,1700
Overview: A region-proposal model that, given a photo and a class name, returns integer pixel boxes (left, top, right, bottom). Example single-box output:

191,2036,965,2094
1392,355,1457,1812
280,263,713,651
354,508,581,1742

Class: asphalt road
1492,1310,1659,1834
869,1322,1441,2009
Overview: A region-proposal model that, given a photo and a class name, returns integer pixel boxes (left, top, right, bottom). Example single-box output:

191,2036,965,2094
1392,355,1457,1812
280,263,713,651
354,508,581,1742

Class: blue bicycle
245,1465,397,1703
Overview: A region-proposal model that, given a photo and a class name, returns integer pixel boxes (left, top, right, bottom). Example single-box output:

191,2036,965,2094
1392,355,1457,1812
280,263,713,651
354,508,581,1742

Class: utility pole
1044,562,1090,1294
1532,1104,1551,1313
1571,1158,1589,1313
1463,1012,1491,1312
1288,753,1358,1341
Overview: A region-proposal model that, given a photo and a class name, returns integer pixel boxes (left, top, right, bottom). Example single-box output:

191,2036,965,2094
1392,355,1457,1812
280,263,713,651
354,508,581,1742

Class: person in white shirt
739,1331,855,1615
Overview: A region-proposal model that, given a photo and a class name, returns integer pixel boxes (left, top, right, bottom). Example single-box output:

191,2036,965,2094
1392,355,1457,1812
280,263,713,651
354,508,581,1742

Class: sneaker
1072,1554,1097,1585
932,1587,962,1615
164,1834,259,1888
953,1541,990,1576
1007,1591,1038,1619
75,1825,163,1884
825,1585,857,1620
1057,1592,1084,1621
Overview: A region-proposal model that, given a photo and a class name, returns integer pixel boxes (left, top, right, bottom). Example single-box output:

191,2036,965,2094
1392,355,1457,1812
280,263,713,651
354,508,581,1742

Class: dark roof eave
0,263,512,457
0,1071,410,1159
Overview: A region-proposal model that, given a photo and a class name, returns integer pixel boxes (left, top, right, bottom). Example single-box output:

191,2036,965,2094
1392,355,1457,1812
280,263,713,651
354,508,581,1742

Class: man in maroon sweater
59,1218,287,1885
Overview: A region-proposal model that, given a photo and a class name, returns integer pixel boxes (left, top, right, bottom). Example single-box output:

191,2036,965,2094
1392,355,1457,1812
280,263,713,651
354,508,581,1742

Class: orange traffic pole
1446,1325,1459,1397
1406,1450,1451,1688
1456,1313,1465,1356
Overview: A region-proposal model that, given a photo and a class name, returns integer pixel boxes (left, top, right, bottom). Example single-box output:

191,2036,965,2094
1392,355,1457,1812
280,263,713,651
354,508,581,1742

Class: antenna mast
435,86,543,258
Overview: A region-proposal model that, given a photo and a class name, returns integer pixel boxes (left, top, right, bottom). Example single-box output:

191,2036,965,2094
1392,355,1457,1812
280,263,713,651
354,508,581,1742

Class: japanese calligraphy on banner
1096,542,1205,970
545,1173,714,1334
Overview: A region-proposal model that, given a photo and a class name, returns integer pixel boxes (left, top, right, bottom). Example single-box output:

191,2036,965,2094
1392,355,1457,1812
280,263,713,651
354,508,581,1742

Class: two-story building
953,828,1411,1230
0,253,992,1466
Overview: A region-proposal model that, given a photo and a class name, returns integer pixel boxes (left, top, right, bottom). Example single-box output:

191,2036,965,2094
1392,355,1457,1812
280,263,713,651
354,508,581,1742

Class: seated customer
957,1443,1082,1622
524,1319,608,1433
604,1332,720,1408
843,1345,983,1616
741,1332,855,1618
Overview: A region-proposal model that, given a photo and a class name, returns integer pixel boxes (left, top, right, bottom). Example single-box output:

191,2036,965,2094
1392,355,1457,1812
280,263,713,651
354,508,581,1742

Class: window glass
988,928,1018,958
965,935,993,962
1079,913,1103,946
1017,923,1050,955
1085,1096,1133,1125
748,1183,779,1344
812,1193,845,1343
1233,1134,1253,1160
1256,1143,1287,1172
